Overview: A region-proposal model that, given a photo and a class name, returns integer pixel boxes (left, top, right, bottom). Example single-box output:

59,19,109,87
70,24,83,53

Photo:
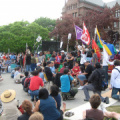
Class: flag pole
73,22,78,48
94,25,97,42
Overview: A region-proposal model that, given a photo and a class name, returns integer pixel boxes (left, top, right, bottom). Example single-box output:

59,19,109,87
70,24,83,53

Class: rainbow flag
96,28,112,56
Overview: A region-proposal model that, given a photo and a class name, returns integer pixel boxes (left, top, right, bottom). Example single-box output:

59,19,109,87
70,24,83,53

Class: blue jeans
26,65,31,72
112,87,120,100
31,63,36,72
28,90,39,100
103,66,108,84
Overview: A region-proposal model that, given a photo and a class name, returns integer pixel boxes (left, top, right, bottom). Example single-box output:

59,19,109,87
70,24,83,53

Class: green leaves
0,18,56,53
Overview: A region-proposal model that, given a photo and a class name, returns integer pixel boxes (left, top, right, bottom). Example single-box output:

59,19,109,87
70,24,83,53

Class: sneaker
84,99,89,101
105,97,109,104
78,86,84,90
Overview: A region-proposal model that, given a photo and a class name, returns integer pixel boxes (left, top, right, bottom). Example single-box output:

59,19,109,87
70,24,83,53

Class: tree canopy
0,17,56,53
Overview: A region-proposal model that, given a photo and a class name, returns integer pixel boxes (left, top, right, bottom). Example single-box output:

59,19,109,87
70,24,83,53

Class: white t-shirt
80,54,86,64
14,71,20,78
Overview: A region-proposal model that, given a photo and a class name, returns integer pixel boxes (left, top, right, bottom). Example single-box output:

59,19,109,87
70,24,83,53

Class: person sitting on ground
22,72,29,87
28,70,44,101
50,85,61,110
50,54,56,62
33,88,66,120
60,68,78,100
83,94,104,120
11,67,16,78
14,67,24,84
58,60,63,73
0,89,22,120
4,57,12,72
36,67,44,82
71,61,80,77
0,76,3,82
44,61,55,83
109,60,120,100
18,100,32,120
77,60,94,90
83,62,109,104
29,112,43,120
60,62,68,74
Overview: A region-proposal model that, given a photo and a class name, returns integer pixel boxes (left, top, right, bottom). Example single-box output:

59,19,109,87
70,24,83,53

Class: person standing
91,49,98,66
31,53,36,72
26,51,31,72
110,60,120,100
61,50,66,61
102,48,114,85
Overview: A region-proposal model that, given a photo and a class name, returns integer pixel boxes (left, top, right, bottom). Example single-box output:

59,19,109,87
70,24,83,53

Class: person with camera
60,68,78,100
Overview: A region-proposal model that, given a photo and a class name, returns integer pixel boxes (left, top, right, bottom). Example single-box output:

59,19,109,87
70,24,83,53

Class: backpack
96,69,107,91
24,77,31,88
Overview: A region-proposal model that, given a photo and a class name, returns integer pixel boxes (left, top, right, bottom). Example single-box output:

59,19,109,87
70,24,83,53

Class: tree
0,21,50,53
50,15,82,50
34,17,56,32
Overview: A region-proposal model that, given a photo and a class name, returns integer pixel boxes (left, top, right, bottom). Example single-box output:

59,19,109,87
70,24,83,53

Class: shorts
78,75,87,81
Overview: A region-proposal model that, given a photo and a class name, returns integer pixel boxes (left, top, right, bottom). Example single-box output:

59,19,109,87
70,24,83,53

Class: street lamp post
67,33,72,52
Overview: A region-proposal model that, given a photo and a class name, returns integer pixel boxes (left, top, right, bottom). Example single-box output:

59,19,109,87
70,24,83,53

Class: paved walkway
0,73,94,109
0,73,119,119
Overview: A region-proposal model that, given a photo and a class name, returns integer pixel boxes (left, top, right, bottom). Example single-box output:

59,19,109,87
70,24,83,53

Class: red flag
92,39,101,62
81,22,90,45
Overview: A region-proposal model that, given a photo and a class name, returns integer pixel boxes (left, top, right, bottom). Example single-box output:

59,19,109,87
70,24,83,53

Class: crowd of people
0,45,120,120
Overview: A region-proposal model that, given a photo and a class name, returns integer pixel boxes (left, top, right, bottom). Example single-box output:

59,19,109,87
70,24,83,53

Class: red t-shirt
72,66,80,73
60,67,65,73
29,76,44,91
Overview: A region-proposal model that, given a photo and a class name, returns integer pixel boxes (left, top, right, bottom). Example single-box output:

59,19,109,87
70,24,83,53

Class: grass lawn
104,105,120,120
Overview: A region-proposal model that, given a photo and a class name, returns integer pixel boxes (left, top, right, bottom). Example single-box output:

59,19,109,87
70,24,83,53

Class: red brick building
62,0,120,49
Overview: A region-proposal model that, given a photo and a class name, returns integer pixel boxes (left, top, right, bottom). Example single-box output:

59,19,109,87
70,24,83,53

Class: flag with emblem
92,39,101,61
81,22,90,45
74,25,83,40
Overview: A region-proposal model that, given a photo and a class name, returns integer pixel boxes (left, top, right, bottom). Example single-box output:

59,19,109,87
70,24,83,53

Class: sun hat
1,89,16,103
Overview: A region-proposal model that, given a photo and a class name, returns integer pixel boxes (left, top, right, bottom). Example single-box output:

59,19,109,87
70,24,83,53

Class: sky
0,0,116,26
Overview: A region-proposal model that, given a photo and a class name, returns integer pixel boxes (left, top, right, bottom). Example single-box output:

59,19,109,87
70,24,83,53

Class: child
71,62,80,76
22,71,29,88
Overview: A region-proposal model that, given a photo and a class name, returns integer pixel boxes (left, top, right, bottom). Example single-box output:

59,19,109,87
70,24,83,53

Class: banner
81,23,90,45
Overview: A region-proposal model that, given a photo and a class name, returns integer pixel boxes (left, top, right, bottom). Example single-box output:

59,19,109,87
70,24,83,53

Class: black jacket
44,66,53,81
26,54,31,65
88,68,105,90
